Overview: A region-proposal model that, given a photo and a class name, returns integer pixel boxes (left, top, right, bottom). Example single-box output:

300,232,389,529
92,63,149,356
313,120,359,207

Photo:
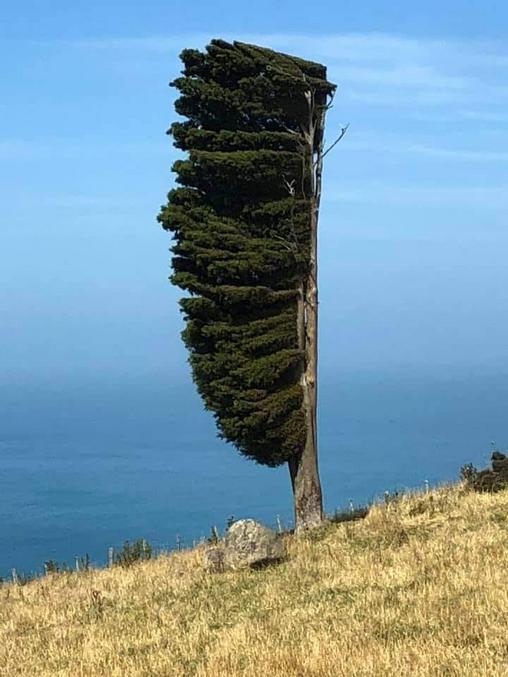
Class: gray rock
203,544,225,574
224,519,285,570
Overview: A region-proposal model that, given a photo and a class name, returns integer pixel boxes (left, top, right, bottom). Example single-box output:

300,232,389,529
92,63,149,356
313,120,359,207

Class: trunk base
289,454,323,533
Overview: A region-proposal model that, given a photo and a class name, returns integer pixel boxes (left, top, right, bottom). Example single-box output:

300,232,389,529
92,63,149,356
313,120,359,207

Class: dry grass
2,484,508,676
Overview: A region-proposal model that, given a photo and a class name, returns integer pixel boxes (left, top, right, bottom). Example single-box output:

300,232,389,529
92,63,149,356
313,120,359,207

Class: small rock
203,544,225,574
224,519,285,570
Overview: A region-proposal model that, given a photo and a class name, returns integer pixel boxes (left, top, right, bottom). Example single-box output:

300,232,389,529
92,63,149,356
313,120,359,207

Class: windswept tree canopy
159,40,335,466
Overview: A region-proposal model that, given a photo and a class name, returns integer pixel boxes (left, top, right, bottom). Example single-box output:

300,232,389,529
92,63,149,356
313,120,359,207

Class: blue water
1,371,506,578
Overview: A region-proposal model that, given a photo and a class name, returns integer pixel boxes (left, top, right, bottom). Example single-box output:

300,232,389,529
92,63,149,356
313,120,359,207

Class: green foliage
207,526,221,544
77,553,91,572
461,451,508,493
383,490,404,505
159,40,334,466
44,560,70,574
460,463,479,483
330,505,370,524
113,540,153,568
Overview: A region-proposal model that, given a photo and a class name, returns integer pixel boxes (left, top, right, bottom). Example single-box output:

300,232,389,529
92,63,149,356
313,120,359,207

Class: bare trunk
288,91,327,532
288,281,323,531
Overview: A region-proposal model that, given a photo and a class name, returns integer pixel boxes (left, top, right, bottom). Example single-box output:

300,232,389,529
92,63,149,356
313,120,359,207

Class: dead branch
319,124,350,162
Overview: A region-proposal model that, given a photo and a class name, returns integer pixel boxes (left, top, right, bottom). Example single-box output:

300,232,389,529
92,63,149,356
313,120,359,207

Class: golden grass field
1,483,508,676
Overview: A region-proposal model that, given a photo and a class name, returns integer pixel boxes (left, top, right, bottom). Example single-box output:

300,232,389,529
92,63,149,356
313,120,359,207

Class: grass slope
2,484,508,676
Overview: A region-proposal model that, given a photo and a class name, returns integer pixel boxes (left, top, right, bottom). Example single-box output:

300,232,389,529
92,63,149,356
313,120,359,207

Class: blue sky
2,1,508,385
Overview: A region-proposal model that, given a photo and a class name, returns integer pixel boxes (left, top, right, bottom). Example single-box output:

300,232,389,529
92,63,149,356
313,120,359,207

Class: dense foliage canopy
159,40,334,466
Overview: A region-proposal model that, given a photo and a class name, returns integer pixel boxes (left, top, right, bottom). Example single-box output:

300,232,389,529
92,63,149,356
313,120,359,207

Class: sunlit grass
2,483,508,676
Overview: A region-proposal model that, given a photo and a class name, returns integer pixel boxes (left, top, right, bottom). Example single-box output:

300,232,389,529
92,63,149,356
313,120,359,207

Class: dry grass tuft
2,483,508,676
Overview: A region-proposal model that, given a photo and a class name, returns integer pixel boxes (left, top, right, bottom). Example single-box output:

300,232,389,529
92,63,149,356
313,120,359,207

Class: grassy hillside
2,484,508,676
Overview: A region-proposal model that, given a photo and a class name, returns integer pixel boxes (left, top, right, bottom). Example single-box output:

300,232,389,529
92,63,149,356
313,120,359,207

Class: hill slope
2,484,508,676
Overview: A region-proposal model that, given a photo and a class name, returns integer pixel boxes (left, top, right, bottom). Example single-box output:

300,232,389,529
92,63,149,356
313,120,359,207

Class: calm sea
0,371,506,577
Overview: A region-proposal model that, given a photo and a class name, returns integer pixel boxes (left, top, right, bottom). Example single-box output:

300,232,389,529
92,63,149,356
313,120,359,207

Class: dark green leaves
159,40,334,465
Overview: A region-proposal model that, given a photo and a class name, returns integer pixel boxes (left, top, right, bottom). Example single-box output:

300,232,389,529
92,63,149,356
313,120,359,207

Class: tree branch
319,124,349,163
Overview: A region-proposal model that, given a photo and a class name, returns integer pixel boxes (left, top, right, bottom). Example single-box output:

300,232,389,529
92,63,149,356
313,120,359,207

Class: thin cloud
341,134,508,163
5,31,508,205
66,35,210,52
42,194,148,209
66,31,508,110
67,31,506,68
338,64,469,90
0,138,173,160
409,145,508,162
459,109,508,123
327,182,508,208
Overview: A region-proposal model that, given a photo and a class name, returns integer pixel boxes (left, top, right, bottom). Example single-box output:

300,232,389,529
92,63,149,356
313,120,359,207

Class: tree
158,40,336,531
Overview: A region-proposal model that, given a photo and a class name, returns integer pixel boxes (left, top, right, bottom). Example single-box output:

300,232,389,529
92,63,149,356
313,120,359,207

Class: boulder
223,519,285,570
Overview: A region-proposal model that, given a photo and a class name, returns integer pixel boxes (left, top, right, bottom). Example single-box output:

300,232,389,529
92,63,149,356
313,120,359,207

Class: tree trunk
288,277,323,531
288,367,323,531
288,90,327,532
289,227,323,531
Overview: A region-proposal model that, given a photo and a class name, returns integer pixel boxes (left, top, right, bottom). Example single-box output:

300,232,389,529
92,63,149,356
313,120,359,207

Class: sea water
1,371,506,577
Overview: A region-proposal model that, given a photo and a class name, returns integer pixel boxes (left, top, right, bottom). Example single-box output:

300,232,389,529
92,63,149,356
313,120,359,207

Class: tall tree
158,40,336,530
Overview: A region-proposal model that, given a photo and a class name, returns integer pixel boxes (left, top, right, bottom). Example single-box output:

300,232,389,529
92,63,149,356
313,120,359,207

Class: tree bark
288,88,327,532
288,280,323,531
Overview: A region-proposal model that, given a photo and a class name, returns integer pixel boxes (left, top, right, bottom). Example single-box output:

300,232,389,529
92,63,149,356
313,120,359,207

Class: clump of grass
461,449,508,493
44,560,71,574
460,462,479,484
1,484,508,676
330,504,369,524
113,539,152,568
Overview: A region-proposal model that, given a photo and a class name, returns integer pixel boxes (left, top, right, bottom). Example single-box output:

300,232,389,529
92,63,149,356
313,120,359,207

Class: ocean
0,370,506,578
